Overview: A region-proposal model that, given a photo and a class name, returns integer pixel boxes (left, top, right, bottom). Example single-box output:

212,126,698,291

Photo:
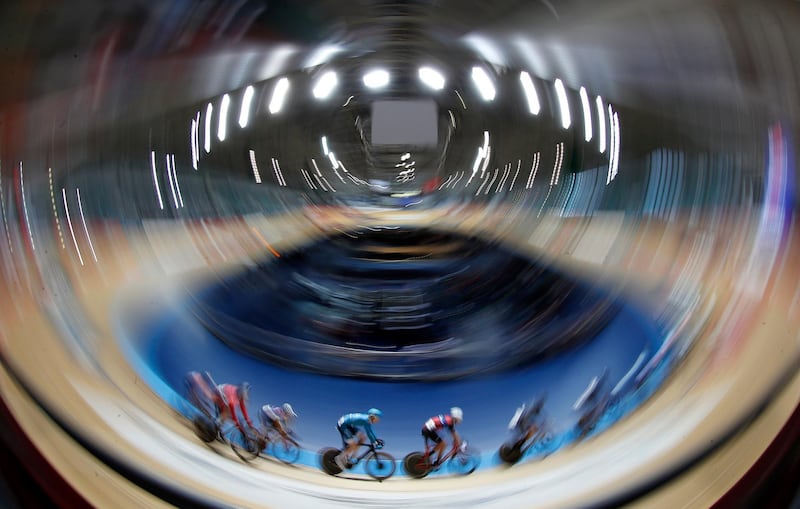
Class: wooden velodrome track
1,203,798,508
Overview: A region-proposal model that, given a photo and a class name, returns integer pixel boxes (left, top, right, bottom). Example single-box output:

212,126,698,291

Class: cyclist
217,381,255,434
185,371,226,417
335,408,383,470
422,407,463,465
260,403,297,439
509,396,546,445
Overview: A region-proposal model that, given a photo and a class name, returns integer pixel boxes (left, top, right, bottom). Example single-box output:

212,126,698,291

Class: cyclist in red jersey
421,407,463,465
217,382,254,433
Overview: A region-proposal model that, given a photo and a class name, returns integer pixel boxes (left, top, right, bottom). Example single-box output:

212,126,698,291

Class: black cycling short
338,423,359,444
422,427,442,444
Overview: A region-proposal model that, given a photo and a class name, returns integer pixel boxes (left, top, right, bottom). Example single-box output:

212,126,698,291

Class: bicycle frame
420,439,468,469
350,441,381,465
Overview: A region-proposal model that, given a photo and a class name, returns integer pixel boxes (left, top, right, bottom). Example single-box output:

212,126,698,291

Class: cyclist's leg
424,429,445,464
348,431,365,458
335,424,355,469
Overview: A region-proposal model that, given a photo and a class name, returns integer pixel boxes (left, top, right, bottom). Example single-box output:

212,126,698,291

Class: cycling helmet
450,406,464,422
282,403,297,420
367,408,383,418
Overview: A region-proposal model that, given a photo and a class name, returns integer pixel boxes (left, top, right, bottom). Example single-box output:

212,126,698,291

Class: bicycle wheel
270,438,301,464
499,442,523,464
450,452,479,475
364,451,396,481
403,452,431,479
320,447,343,475
229,428,263,462
192,415,218,443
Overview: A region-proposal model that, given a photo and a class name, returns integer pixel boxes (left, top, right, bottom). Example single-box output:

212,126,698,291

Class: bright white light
471,67,496,101
193,111,200,169
401,153,411,161
62,188,83,266
18,162,34,251
204,103,213,153
171,154,184,207
321,136,329,155
190,118,198,170
481,145,491,176
418,66,445,90
596,96,607,153
472,146,485,174
76,188,97,262
520,71,540,115
508,160,521,191
526,152,541,189
363,69,390,89
301,168,316,189
613,111,620,168
483,130,490,155
166,154,179,209
271,158,286,186
551,142,564,185
328,151,339,169
48,168,64,249
554,79,571,129
248,150,262,183
313,71,338,99
579,87,592,142
609,109,621,183
268,77,290,114
239,86,255,128
218,94,230,141
607,105,615,184
150,151,164,209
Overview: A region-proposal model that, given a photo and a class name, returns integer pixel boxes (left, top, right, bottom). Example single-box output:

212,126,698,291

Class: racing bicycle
185,376,265,462
403,440,480,478
320,441,396,481
499,420,554,465
260,427,302,465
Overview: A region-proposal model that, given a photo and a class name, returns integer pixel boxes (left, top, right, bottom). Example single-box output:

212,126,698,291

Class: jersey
261,405,288,427
338,413,378,443
219,384,253,429
424,414,456,433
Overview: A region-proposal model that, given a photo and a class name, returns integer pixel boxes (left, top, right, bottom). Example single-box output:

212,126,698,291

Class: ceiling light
363,69,390,89
471,67,496,101
419,66,445,90
313,71,338,99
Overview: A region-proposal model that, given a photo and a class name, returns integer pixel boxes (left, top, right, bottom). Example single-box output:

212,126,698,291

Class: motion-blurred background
0,1,799,508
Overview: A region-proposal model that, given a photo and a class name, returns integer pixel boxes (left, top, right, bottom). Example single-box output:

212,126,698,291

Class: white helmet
282,403,297,420
450,407,464,422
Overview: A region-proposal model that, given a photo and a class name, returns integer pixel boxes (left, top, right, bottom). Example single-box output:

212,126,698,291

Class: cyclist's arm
451,429,462,446
227,398,243,429
364,424,378,444
240,399,254,428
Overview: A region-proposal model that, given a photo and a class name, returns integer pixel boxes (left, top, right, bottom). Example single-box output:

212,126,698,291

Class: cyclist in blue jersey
335,408,383,469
